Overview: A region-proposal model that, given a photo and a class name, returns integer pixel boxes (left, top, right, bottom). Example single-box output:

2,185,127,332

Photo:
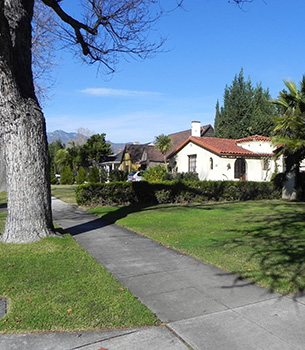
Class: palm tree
271,76,305,199
154,134,173,167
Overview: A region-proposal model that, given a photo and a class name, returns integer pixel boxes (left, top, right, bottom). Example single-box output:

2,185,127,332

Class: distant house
168,130,283,182
119,123,214,172
100,151,125,172
120,143,153,173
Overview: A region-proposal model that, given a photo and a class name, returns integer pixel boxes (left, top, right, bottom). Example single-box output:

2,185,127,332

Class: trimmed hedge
75,180,282,206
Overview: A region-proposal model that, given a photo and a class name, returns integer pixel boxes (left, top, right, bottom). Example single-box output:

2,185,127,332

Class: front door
234,158,246,180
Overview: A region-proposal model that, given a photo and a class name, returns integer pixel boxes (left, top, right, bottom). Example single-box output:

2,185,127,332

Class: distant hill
47,130,128,154
47,130,78,144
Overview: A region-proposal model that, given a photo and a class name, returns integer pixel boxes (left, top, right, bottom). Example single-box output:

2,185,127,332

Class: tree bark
0,0,54,243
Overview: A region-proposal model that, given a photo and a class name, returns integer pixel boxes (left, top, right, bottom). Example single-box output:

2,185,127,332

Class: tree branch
39,0,180,73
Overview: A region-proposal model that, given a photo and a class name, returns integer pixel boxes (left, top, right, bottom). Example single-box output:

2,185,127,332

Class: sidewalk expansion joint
165,324,195,350
68,328,152,350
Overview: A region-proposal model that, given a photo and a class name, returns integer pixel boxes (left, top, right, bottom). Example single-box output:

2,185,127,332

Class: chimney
191,121,201,137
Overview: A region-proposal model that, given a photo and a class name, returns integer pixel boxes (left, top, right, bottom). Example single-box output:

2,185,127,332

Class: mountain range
47,130,127,154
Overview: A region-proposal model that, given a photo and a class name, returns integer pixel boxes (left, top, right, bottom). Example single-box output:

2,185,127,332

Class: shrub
99,168,107,183
172,172,199,181
143,165,167,182
88,166,100,183
109,169,128,182
75,167,87,184
76,182,136,206
60,166,74,185
76,180,282,206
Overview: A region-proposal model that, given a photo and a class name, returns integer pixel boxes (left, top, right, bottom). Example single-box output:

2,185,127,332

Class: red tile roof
236,135,271,143
168,136,274,158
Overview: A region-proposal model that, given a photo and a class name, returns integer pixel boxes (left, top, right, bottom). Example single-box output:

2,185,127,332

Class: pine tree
214,100,221,135
214,69,276,138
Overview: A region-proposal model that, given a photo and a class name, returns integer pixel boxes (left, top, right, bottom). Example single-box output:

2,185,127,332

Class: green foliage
99,167,107,183
154,134,173,163
48,140,64,174
87,166,100,183
48,133,112,177
50,168,58,185
143,165,167,182
76,180,281,206
55,149,72,173
75,167,86,184
76,182,136,206
108,169,127,182
60,166,74,185
81,134,112,164
214,68,276,138
271,76,305,173
171,172,199,181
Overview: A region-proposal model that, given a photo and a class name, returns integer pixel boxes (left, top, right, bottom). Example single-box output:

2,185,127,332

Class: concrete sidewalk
2,198,305,349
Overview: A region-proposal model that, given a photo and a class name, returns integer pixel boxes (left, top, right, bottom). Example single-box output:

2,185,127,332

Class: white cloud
79,87,164,97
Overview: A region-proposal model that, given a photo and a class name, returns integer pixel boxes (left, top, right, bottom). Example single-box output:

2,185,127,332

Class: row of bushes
75,180,282,206
51,167,128,185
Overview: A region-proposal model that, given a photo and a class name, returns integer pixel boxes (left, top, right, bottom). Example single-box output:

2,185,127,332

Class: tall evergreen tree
214,69,276,138
214,100,221,134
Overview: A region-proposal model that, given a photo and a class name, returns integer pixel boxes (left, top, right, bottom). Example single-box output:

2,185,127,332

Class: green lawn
51,185,77,204
3,186,305,333
0,192,159,333
88,200,305,295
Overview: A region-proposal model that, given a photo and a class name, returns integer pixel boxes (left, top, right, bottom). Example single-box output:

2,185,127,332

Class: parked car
127,171,136,182
131,171,144,182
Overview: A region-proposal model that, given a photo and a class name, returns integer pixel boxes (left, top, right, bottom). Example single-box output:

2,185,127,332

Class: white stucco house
167,121,283,182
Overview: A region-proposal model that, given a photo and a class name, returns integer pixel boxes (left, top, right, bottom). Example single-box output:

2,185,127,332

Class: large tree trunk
0,0,54,243
282,170,297,201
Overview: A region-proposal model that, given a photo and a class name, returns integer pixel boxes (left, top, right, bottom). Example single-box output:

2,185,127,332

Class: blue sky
43,0,305,143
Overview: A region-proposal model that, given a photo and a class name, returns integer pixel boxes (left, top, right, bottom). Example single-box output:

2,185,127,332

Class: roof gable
166,124,213,156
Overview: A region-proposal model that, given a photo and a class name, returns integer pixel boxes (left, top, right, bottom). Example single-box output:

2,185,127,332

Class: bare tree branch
39,0,180,74
32,0,59,103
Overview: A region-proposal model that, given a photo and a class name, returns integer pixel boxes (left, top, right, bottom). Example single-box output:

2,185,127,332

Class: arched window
234,158,246,179
210,157,213,170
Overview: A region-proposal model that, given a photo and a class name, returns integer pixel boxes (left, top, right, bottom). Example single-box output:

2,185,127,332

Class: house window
210,157,213,170
234,158,246,179
188,155,197,173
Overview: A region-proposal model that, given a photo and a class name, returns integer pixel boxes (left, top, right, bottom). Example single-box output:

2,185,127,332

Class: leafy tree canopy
82,134,112,165
271,76,305,173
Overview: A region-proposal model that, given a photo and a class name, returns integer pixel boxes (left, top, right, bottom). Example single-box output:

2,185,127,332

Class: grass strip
51,185,77,204
89,200,305,295
0,192,159,333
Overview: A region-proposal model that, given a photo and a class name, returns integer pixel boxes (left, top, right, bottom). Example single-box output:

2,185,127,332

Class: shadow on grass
216,206,305,294
95,200,258,224
65,201,241,238
0,203,7,211
92,200,305,294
